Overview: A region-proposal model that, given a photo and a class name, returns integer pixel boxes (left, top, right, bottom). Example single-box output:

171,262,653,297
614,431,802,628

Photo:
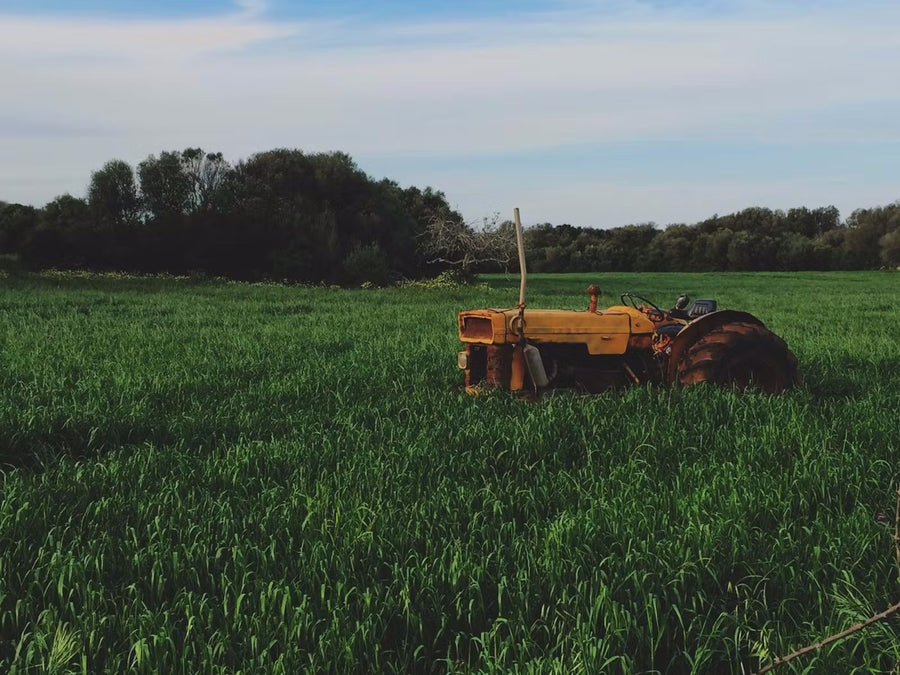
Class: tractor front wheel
675,321,799,393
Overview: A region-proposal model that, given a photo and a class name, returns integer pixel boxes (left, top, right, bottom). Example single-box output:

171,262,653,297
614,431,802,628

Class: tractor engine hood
458,307,655,355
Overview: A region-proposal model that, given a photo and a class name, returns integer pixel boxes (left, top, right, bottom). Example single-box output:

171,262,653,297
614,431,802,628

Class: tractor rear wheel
675,321,799,393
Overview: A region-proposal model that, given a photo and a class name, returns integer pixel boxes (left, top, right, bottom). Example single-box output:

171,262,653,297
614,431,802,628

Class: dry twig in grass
755,486,900,674
895,485,900,582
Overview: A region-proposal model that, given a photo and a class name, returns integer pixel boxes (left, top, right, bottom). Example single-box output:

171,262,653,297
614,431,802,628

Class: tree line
523,204,900,273
0,148,461,285
1,148,898,283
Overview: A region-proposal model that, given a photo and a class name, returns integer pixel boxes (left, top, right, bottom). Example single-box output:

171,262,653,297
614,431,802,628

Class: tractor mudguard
665,310,766,384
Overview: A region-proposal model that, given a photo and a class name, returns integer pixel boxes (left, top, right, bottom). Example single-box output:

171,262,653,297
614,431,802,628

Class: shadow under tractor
456,210,800,395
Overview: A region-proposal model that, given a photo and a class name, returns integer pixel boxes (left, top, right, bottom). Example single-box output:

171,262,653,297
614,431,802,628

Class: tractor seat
687,299,718,318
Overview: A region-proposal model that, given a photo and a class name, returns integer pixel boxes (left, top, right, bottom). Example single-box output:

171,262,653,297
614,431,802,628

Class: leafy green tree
879,229,900,268
727,231,759,270
88,160,140,229
342,242,392,285
216,149,446,282
722,207,784,235
603,223,658,271
0,203,40,254
645,224,696,271
706,228,734,271
814,228,846,270
138,152,192,220
843,203,900,268
775,232,816,271
43,194,89,227
19,195,91,268
786,206,840,238
181,148,230,212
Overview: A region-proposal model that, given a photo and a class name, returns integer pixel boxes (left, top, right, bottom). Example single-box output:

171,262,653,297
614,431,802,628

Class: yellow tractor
456,210,799,394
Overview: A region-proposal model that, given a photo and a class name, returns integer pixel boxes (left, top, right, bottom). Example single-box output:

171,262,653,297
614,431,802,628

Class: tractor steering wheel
620,293,665,322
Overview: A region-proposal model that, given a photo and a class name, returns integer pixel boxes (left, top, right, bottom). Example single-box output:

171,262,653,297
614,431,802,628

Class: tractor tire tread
675,320,799,392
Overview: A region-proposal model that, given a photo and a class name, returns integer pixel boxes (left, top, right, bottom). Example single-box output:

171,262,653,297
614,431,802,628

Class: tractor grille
461,316,494,340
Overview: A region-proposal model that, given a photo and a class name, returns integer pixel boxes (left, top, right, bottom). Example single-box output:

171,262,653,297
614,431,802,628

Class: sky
1,0,899,228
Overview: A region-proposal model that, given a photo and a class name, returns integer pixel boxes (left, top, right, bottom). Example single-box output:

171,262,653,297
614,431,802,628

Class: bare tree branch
755,485,900,674
755,601,900,674
895,486,900,583
420,212,517,273
181,148,230,212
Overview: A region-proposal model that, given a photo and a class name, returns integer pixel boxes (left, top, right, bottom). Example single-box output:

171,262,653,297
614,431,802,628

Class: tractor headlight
457,351,468,369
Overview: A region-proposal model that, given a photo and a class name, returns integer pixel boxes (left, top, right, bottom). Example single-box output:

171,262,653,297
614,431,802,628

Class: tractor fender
665,310,767,384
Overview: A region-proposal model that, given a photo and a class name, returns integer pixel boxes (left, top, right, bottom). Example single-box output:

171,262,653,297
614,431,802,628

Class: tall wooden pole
514,207,526,307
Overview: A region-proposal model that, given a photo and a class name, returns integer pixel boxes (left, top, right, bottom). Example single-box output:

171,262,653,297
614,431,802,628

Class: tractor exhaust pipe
514,207,527,307
523,343,550,388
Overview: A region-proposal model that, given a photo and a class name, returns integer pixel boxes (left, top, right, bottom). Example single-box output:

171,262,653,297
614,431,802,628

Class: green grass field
0,270,898,673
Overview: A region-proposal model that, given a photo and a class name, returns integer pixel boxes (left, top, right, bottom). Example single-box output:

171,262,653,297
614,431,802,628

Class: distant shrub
342,243,391,287
398,269,487,289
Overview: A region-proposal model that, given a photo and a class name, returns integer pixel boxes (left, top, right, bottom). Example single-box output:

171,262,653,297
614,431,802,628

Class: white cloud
1,0,900,223
0,5,299,61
